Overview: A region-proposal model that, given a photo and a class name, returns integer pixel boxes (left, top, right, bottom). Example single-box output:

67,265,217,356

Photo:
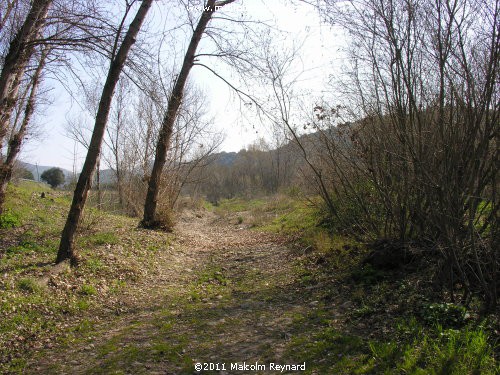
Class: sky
19,0,345,171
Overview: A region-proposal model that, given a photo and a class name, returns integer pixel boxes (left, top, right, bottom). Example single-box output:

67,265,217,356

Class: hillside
18,162,74,183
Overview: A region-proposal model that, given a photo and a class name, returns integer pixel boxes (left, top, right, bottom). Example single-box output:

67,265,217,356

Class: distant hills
17,150,265,187
213,151,238,166
19,161,74,183
18,151,241,184
18,161,117,185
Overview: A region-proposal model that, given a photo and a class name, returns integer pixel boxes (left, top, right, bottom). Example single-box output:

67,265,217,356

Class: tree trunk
0,0,52,149
115,156,124,208
142,0,231,228
96,157,102,209
0,48,48,214
56,0,153,264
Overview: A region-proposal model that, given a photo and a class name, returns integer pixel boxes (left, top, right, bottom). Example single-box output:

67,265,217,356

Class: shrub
154,205,176,232
0,210,21,229
420,302,469,328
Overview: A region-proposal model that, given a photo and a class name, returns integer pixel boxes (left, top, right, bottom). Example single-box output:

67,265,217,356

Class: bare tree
103,79,130,208
56,0,154,264
141,0,235,228
0,0,52,149
0,0,20,34
0,46,49,213
106,73,223,217
0,0,131,211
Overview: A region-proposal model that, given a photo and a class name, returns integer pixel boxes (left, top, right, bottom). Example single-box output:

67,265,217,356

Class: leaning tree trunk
0,0,52,149
141,0,234,228
56,0,153,264
0,48,48,214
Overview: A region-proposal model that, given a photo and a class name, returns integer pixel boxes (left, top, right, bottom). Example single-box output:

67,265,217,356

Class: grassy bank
211,195,499,374
1,185,497,373
0,181,174,373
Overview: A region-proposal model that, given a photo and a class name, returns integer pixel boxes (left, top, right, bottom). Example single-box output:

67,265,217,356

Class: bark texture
56,0,153,264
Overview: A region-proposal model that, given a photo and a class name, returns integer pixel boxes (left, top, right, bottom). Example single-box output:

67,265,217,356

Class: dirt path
28,211,315,374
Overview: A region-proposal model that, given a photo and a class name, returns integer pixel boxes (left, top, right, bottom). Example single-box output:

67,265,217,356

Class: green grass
84,256,105,272
284,313,370,374
214,197,267,213
366,320,498,374
0,180,182,373
3,181,60,221
261,202,319,234
213,195,325,241
0,209,21,228
283,248,498,374
81,231,119,246
0,182,138,372
17,277,42,293
80,284,97,296
86,320,192,375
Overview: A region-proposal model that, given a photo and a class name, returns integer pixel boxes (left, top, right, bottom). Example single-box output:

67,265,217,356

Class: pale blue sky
20,0,345,171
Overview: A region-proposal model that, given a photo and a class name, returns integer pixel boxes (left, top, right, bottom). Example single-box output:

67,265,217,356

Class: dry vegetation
1,181,497,374
1,0,498,373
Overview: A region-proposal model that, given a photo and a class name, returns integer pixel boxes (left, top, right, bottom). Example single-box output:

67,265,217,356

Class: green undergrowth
0,181,175,373
213,195,327,241
284,313,498,374
211,194,498,374
282,245,498,374
0,209,21,228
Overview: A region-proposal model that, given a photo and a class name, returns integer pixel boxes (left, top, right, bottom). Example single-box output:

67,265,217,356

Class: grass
280,256,499,374
210,193,499,374
80,283,97,296
17,277,42,293
213,197,267,213
213,195,326,241
0,209,21,228
284,311,498,374
83,231,119,246
1,184,497,373
366,320,498,374
0,180,175,373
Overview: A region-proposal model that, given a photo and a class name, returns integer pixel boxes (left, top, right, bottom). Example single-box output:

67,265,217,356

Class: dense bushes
301,0,499,310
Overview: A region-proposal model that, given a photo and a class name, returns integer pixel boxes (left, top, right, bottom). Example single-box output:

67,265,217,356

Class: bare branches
319,0,499,308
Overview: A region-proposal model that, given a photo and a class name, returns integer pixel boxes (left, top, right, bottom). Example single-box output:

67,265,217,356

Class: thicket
302,0,499,310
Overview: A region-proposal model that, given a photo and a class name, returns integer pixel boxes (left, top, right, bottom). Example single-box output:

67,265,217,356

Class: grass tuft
80,284,97,296
17,278,42,294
